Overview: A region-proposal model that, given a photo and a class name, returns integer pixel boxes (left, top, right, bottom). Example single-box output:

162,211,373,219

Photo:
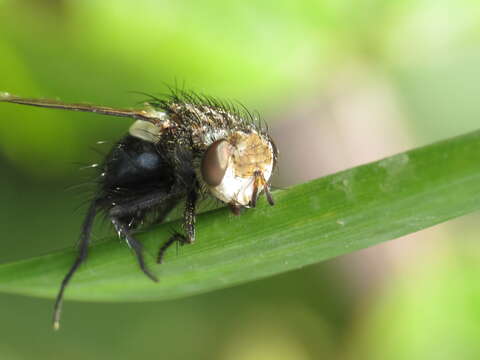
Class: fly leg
157,189,198,264
108,186,183,218
111,216,158,282
53,200,98,330
107,188,184,281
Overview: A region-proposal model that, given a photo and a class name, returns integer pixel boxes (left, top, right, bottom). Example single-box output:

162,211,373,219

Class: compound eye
201,139,231,186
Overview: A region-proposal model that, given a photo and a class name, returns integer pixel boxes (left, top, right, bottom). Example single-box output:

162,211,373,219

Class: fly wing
0,92,161,123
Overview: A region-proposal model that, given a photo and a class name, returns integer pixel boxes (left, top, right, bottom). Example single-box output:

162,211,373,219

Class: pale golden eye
201,139,231,186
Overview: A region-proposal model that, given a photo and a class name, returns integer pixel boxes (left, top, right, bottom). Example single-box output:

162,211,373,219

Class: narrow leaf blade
0,130,479,302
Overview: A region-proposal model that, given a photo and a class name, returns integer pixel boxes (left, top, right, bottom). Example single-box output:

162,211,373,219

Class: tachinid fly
0,90,278,329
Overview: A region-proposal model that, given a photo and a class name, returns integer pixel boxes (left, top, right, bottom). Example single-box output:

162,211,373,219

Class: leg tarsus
111,217,158,282
127,234,158,282
156,232,190,264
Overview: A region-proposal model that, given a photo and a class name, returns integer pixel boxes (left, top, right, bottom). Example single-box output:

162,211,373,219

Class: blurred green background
1,0,480,359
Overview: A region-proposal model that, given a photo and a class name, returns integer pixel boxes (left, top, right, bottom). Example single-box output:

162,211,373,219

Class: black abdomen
101,135,174,195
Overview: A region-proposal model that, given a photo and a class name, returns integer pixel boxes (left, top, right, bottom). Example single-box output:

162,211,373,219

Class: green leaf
0,130,479,302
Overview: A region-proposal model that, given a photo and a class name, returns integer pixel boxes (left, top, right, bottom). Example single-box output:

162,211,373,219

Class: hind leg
111,216,158,282
53,200,98,330
107,190,183,281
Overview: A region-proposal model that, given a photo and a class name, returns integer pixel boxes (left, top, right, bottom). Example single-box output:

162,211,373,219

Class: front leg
157,188,198,263
183,187,197,243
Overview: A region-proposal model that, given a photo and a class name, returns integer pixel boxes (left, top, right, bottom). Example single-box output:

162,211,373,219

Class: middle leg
157,188,198,264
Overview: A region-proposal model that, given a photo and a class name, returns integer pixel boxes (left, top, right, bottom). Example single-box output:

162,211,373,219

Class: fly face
201,130,276,210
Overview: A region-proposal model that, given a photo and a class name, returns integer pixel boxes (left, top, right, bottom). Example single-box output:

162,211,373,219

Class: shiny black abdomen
101,135,175,196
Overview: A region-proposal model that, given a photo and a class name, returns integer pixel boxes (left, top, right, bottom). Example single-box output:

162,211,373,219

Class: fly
0,90,278,329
